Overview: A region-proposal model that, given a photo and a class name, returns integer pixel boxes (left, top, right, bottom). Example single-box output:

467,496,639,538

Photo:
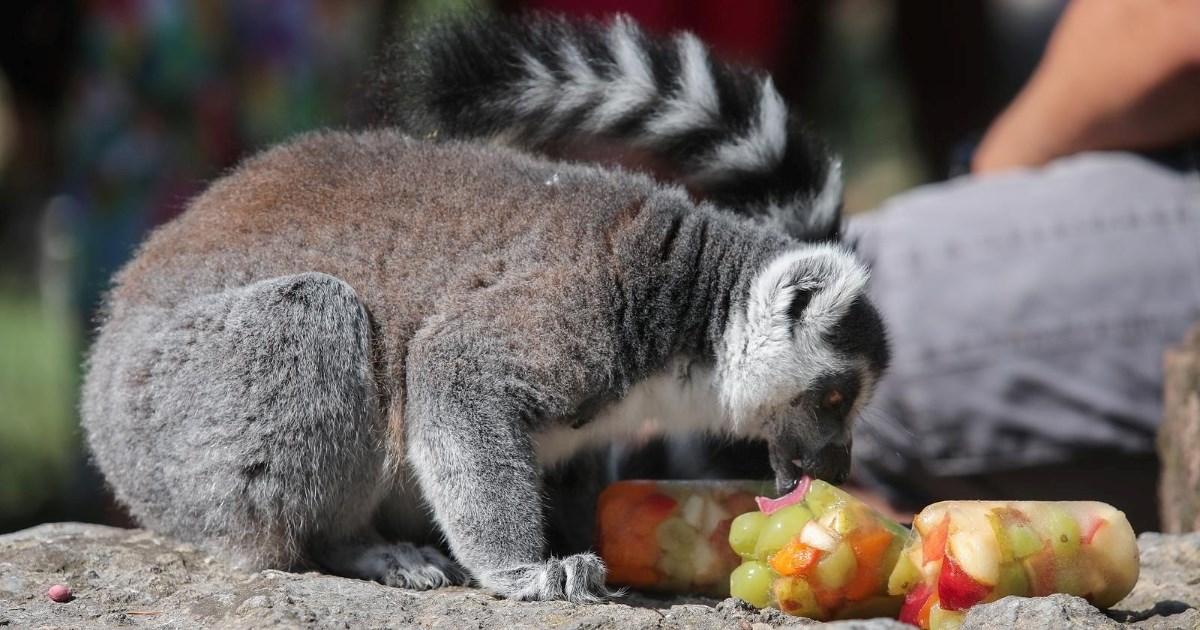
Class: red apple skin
1082,518,1106,545
899,583,933,626
642,493,678,518
938,554,992,611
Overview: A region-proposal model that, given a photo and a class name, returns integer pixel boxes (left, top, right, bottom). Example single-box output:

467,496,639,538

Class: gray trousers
847,152,1200,530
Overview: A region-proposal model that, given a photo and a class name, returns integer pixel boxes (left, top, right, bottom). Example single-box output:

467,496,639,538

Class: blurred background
0,0,1070,534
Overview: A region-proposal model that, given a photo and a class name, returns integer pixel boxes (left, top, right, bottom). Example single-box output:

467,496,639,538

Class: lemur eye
822,389,845,408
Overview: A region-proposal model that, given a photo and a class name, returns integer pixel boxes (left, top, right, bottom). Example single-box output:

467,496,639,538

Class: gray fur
82,130,884,600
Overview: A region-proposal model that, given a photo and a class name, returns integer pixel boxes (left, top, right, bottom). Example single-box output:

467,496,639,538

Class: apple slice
944,507,1001,587
1082,517,1107,545
898,583,933,626
887,548,924,596
799,519,841,552
938,552,993,610
1021,545,1057,595
1085,507,1140,607
773,575,824,618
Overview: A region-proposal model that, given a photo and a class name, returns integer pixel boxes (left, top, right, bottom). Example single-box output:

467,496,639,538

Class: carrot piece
923,515,950,565
769,538,821,576
844,529,895,601
596,483,676,586
919,592,938,629
596,482,657,537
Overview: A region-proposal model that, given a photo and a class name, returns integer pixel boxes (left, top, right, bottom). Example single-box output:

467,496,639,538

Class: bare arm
972,0,1200,175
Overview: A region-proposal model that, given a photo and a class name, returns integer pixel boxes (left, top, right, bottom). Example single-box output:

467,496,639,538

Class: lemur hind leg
83,272,387,571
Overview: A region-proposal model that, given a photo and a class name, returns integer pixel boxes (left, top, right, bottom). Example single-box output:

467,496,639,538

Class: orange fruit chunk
844,528,895,601
596,483,677,585
769,537,821,576
919,591,938,628
923,515,950,565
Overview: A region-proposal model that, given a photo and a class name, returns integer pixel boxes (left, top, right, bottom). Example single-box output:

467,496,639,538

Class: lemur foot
481,553,615,603
331,542,469,590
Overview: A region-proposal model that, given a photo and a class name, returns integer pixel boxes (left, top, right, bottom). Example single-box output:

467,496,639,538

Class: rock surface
1160,322,1200,533
1,523,1196,629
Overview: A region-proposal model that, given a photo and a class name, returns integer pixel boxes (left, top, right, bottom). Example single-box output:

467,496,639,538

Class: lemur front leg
404,276,617,602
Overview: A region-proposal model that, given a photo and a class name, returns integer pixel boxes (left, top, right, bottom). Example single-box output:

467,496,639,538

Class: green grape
803,479,854,516
1035,504,1081,557
991,508,1043,559
729,512,767,559
754,504,815,562
815,540,856,589
659,551,695,589
1005,522,1044,559
730,560,773,609
657,516,699,556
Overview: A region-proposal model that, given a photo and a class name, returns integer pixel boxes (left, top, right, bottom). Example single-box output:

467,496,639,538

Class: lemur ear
786,286,813,323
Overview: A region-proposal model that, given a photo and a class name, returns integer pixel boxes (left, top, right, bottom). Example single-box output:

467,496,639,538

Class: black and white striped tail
376,13,843,241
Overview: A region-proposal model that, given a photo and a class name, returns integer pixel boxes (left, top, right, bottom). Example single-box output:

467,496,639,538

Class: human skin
973,0,1200,174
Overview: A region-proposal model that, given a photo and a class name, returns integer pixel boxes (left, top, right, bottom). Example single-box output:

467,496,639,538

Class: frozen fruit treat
728,477,909,620
596,479,768,595
889,501,1139,630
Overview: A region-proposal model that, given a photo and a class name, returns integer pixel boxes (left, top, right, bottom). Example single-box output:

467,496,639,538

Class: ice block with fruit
888,501,1140,630
595,479,768,596
728,477,909,620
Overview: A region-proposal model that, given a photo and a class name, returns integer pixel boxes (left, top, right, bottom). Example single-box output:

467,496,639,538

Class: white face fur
717,242,874,438
532,242,879,472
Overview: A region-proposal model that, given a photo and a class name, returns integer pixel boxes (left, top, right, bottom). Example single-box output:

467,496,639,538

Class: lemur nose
798,441,852,486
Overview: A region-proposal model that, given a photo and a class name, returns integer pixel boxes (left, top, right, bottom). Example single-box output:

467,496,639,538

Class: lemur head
718,243,889,493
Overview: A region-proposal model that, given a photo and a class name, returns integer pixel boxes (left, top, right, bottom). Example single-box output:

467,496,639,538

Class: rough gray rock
0,524,1195,629
1159,322,1200,533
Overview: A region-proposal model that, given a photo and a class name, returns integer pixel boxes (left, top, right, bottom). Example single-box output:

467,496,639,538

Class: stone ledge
1,523,1195,629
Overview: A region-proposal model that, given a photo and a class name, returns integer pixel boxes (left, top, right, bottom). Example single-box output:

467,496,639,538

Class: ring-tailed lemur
81,14,888,603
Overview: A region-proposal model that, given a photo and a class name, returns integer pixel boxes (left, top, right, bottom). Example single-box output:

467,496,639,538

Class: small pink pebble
48,584,72,603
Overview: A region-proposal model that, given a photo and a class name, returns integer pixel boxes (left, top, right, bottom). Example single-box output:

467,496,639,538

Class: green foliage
0,290,80,526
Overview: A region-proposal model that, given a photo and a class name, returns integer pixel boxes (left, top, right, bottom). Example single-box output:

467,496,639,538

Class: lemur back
82,14,888,603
